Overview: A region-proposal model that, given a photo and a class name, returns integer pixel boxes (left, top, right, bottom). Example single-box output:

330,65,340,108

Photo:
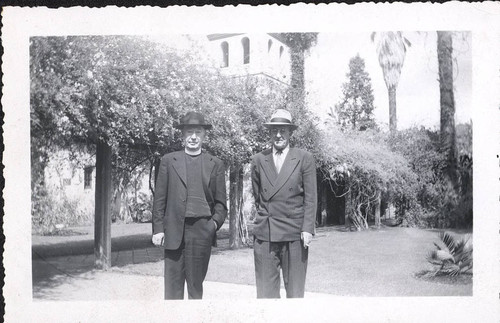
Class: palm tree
437,31,458,192
371,32,411,132
427,231,473,276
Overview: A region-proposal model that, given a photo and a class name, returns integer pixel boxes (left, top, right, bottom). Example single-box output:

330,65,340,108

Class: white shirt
273,146,289,174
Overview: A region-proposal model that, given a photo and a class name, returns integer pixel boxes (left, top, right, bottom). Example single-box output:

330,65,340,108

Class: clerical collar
185,149,202,156
273,146,289,156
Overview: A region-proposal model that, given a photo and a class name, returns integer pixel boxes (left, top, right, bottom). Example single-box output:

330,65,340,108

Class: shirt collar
185,148,202,156
273,145,289,156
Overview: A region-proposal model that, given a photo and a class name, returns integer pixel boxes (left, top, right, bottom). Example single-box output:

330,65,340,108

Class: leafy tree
371,32,411,132
334,54,376,131
31,36,220,230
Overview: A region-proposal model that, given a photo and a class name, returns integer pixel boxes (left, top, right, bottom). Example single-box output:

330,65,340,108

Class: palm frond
439,231,456,255
426,231,473,277
441,263,461,276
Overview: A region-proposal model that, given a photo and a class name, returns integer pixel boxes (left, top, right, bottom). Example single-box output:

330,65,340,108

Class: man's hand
152,232,165,247
301,232,313,249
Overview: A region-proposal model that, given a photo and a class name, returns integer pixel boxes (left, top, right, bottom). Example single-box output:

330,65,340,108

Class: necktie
275,150,283,174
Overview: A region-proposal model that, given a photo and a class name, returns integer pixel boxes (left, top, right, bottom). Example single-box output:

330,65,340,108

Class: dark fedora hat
174,111,213,130
263,109,298,130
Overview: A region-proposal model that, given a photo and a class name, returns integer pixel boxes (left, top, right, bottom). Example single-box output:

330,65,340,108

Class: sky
306,32,472,131
152,32,473,131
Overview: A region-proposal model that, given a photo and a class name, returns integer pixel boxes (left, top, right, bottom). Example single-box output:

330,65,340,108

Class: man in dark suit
152,111,227,300
251,109,317,298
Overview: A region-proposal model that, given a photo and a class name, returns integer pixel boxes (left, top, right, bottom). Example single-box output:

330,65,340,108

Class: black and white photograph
2,3,500,322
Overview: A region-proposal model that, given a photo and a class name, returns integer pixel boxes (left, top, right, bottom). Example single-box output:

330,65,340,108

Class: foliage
279,33,318,53
318,122,417,230
205,77,286,168
371,32,411,91
389,124,472,228
279,33,318,112
31,35,208,227
127,192,153,223
111,155,152,223
31,35,289,169
427,231,473,276
334,54,376,131
32,181,93,235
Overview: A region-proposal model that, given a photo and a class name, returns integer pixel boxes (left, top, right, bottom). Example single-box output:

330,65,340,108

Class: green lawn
114,225,472,296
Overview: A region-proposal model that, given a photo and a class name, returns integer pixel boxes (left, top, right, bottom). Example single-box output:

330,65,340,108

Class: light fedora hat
174,111,213,130
263,109,298,130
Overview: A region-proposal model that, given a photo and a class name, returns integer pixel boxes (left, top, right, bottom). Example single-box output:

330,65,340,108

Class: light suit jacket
251,147,317,242
152,151,227,250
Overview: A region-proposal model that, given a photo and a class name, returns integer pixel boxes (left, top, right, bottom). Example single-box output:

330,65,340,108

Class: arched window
221,41,229,68
268,39,273,53
279,46,284,59
242,37,250,64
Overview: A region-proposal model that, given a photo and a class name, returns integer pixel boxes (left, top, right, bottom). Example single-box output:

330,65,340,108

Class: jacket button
289,188,293,191
264,189,267,192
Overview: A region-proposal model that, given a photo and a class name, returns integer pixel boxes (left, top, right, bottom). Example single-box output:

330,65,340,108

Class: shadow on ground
32,227,234,296
33,228,233,258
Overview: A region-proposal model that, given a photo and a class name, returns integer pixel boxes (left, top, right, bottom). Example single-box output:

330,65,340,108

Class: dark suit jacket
251,147,317,242
152,151,227,250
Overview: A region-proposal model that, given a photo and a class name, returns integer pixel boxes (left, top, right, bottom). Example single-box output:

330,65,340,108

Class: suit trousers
164,217,214,300
253,238,308,298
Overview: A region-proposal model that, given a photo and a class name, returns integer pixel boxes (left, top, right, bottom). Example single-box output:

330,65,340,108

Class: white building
206,33,291,86
43,150,96,224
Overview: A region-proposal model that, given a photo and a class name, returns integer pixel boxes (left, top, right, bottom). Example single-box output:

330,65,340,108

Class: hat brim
263,122,298,130
174,124,213,130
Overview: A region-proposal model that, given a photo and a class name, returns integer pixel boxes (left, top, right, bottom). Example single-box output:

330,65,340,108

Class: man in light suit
152,111,227,300
251,109,317,298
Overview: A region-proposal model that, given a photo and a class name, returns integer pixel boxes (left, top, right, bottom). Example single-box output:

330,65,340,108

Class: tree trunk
374,191,381,228
94,141,112,270
237,167,249,245
388,87,397,132
229,165,244,249
320,182,327,227
112,187,121,222
345,188,352,231
437,31,458,192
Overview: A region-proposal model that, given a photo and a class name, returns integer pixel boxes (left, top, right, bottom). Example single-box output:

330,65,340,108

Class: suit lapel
202,153,216,205
202,153,215,189
261,149,277,186
269,148,300,199
172,151,187,187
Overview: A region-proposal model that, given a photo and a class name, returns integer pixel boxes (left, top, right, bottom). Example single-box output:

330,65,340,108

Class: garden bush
32,181,93,235
389,124,472,229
